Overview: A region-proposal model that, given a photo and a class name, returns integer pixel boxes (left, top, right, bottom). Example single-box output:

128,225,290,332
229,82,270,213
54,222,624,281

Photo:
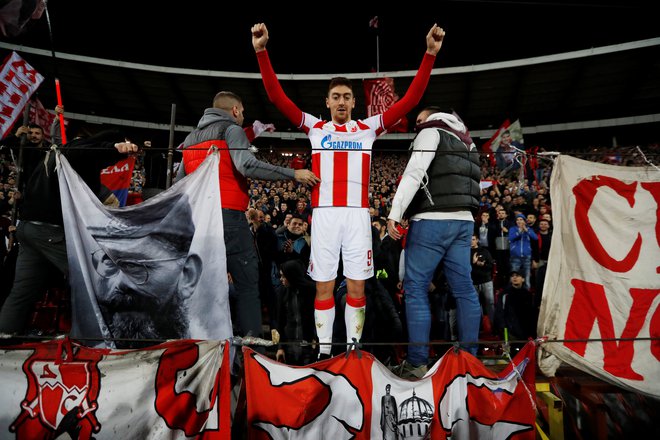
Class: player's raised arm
251,22,304,128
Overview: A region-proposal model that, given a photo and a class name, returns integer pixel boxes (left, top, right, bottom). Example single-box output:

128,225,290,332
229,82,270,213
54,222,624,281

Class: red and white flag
482,119,525,167
0,51,44,139
481,119,511,159
480,179,496,191
245,342,536,439
538,155,660,399
99,156,136,207
363,78,408,133
244,119,275,142
0,339,232,439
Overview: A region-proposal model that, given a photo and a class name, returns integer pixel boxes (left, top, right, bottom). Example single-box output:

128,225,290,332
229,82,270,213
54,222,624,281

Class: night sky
7,1,658,74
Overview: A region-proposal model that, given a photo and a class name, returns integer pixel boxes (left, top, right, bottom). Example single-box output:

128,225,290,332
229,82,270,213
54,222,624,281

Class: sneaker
397,360,428,379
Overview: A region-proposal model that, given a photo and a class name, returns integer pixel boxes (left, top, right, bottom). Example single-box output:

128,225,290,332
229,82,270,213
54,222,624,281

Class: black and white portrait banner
57,152,232,348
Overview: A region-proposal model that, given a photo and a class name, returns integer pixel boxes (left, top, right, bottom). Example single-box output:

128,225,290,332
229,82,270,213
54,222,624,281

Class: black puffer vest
405,124,481,218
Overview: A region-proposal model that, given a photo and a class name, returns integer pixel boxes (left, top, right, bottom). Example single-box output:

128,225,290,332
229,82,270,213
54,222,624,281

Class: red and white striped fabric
302,113,383,208
0,51,44,139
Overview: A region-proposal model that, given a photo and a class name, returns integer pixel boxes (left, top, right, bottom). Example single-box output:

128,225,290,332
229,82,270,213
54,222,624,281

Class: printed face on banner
59,152,232,348
87,205,203,347
90,247,199,344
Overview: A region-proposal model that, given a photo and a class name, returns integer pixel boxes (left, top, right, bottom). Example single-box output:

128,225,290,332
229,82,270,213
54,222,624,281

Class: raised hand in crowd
113,141,138,154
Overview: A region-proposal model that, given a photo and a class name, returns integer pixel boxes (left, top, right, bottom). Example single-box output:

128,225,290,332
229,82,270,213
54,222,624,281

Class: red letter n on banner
565,279,660,380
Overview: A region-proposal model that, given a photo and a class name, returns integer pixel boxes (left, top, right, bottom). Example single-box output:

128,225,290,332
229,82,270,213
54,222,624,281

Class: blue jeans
404,219,481,364
475,280,495,326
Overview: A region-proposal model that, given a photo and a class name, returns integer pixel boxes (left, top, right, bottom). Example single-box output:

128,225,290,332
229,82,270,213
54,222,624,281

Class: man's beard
101,291,188,349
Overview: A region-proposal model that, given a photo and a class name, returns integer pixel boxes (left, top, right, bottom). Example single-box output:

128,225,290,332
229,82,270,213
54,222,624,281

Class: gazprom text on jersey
324,141,363,150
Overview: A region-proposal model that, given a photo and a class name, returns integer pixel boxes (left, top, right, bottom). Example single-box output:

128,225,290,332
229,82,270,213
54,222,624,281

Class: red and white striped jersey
301,113,385,208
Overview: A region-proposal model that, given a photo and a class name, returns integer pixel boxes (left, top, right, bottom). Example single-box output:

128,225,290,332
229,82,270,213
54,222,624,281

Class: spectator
275,213,311,267
387,107,482,377
496,130,524,177
294,196,311,223
475,210,496,250
494,270,537,344
508,213,538,289
290,154,305,170
179,91,319,341
526,212,538,232
532,217,553,309
248,208,279,330
0,128,138,335
470,234,495,330
492,208,512,288
371,217,402,297
274,259,317,366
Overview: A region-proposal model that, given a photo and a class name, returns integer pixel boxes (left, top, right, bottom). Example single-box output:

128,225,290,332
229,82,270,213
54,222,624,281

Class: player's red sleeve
256,50,304,128
382,53,436,129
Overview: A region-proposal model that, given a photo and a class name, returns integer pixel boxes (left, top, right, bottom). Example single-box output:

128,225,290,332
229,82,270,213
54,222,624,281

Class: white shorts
308,207,374,282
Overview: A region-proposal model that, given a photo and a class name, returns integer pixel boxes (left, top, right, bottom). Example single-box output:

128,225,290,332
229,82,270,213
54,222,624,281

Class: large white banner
0,339,231,439
57,152,232,348
538,155,660,398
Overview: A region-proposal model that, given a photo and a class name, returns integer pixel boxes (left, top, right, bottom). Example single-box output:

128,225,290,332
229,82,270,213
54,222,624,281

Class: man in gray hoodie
180,91,319,342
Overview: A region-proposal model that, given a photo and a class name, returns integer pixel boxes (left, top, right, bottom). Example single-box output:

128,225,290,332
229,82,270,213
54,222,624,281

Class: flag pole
376,33,380,73
43,0,66,144
165,103,176,189
369,16,380,73
9,104,31,228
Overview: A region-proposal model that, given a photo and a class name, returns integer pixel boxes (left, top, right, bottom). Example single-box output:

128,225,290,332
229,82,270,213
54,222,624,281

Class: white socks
314,297,335,356
345,295,366,346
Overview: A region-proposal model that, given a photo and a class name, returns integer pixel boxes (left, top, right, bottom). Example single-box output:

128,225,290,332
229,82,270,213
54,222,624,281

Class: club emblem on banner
10,343,103,439
33,361,94,430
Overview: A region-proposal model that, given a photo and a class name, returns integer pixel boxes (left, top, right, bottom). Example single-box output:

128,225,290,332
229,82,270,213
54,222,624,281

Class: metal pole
165,103,176,188
43,0,66,144
10,104,31,227
376,34,380,73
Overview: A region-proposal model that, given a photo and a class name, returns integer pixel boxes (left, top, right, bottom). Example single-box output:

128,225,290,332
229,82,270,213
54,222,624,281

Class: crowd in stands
0,152,19,299
240,143,658,362
1,125,658,365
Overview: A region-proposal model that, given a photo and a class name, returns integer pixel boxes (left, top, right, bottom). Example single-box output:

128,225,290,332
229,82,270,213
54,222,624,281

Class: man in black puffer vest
387,107,482,375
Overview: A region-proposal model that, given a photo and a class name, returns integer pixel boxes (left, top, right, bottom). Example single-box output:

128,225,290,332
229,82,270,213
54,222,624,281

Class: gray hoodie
181,108,295,181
